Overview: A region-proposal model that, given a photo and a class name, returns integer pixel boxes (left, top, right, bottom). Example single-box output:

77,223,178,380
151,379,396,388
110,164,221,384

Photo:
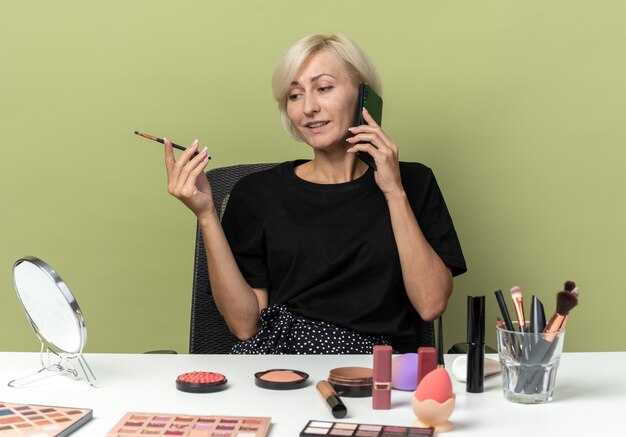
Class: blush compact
175,371,228,393
254,369,309,390
328,366,373,398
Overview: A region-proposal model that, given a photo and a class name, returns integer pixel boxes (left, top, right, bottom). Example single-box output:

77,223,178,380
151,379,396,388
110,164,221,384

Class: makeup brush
530,295,546,334
437,315,445,368
497,317,514,357
509,286,527,333
134,131,209,158
523,283,579,393
543,290,579,336
494,290,515,332
556,281,579,332
495,290,520,358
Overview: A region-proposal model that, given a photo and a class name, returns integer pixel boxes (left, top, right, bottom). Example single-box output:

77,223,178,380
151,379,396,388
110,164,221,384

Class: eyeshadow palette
0,402,92,436
300,420,434,437
107,412,271,437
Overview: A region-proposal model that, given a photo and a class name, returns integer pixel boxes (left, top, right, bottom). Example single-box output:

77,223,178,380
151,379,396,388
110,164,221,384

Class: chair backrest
413,318,435,352
189,162,435,353
189,163,279,354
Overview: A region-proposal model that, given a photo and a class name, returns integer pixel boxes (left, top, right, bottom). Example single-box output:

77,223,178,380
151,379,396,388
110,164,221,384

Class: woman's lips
306,121,330,130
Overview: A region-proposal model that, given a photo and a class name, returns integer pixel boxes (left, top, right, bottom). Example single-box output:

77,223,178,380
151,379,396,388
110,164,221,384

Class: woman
164,34,466,354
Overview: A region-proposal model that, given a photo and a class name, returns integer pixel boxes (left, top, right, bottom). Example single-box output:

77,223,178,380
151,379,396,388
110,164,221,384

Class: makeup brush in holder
496,281,579,403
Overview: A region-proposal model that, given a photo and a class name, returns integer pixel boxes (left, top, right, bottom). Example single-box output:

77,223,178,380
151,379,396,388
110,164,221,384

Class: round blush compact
328,366,373,398
254,369,309,390
175,371,227,393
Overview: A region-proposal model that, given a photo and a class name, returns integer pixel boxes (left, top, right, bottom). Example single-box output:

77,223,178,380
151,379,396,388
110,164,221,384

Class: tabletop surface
0,351,624,436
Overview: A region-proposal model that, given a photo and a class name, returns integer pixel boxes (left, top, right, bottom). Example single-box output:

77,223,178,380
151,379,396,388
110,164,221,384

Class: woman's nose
303,93,320,116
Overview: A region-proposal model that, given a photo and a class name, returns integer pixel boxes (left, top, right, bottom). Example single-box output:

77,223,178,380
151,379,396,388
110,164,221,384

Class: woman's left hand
346,107,404,198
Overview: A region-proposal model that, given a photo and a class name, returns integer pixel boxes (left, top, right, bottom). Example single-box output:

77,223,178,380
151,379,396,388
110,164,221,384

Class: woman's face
286,50,359,151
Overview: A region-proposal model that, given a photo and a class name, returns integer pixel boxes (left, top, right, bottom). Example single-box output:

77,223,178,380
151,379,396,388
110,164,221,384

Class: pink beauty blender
411,368,455,431
414,368,453,402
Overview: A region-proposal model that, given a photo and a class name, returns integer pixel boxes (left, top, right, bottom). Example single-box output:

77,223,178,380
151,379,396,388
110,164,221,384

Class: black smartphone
354,83,383,170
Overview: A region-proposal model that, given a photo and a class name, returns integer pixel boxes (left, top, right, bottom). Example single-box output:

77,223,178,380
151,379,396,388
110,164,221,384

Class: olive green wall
2,1,625,353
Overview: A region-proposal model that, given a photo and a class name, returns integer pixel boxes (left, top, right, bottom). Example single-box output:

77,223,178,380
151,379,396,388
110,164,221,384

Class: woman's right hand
164,138,214,218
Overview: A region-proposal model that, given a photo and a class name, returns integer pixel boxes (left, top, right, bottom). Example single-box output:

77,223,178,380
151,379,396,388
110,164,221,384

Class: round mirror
13,256,87,354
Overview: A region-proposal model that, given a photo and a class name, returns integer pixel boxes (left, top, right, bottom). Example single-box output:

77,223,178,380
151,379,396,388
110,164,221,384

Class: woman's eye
319,86,333,92
288,93,302,101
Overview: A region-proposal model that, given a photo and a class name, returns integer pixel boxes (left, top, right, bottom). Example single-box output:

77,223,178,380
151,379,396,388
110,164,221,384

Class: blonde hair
272,34,382,141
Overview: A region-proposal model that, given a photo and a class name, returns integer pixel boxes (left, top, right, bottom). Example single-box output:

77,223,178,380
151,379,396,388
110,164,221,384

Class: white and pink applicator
411,367,455,432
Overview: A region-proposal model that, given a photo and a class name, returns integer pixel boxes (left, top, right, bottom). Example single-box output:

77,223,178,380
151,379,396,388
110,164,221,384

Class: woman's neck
294,152,369,184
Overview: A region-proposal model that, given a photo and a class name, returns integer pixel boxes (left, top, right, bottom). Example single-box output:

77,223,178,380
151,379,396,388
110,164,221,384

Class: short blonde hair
272,34,382,141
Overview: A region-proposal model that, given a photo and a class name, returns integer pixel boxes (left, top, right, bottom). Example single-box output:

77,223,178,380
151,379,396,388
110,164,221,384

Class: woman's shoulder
399,161,434,180
235,161,291,183
231,161,295,195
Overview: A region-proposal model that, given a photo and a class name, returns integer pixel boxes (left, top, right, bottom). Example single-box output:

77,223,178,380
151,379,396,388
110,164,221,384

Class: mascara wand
437,315,445,368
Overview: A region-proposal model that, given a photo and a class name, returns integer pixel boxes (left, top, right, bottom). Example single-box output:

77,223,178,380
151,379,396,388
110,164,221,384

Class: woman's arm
347,110,452,321
164,139,267,339
382,191,453,321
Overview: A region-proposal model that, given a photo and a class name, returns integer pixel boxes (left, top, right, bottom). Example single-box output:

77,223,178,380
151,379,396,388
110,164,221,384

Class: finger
352,108,397,148
346,142,382,161
170,139,199,186
361,107,380,128
174,146,208,194
174,145,206,193
350,132,398,158
179,139,200,162
164,138,175,177
348,139,399,165
181,151,210,197
347,132,386,150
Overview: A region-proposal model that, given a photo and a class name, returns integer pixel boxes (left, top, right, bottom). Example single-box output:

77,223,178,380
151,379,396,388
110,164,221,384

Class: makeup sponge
412,368,456,431
414,368,453,403
391,353,418,391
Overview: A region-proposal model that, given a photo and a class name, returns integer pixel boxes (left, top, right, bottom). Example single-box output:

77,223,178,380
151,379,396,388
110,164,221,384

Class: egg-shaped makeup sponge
414,368,453,403
391,353,418,391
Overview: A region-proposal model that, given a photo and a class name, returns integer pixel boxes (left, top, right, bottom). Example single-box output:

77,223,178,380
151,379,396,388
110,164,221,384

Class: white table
0,352,624,435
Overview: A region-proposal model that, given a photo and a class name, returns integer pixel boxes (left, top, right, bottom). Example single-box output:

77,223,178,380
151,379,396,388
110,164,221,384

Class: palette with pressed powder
254,369,309,390
0,402,92,436
107,412,271,437
328,367,373,398
299,420,434,437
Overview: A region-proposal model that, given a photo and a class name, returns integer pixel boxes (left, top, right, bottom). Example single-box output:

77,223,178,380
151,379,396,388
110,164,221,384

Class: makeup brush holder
496,323,565,404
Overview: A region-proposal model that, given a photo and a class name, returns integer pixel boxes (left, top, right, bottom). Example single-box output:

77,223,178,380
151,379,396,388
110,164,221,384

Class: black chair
188,162,435,354
189,163,279,354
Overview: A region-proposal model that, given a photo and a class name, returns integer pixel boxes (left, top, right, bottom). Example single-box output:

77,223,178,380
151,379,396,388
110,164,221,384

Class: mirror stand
8,334,97,388
11,256,98,389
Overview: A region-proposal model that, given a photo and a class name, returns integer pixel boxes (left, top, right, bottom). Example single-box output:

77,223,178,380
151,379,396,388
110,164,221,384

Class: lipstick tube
316,380,347,418
417,346,437,386
372,345,392,409
466,295,485,393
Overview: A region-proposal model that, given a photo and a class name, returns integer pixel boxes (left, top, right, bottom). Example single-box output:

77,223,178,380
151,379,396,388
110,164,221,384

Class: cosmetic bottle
466,295,485,393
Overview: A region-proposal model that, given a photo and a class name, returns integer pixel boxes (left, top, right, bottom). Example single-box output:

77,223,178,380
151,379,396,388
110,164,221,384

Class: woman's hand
346,108,404,198
164,138,214,218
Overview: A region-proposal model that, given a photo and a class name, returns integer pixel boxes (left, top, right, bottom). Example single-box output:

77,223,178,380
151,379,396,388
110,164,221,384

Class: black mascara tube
466,295,485,393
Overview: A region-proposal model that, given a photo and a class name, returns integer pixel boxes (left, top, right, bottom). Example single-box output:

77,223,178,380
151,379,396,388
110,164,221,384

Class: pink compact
175,371,227,393
254,369,309,390
328,367,373,398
